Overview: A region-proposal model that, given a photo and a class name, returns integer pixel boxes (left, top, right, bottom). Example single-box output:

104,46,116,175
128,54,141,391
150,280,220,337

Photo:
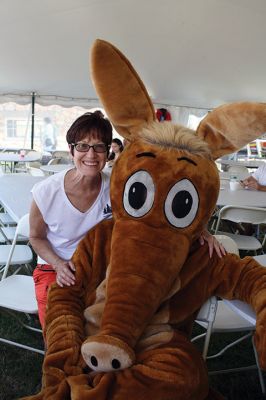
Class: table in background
0,174,45,222
41,164,112,175
0,153,41,172
40,164,72,174
0,147,32,153
217,180,266,208
217,158,265,171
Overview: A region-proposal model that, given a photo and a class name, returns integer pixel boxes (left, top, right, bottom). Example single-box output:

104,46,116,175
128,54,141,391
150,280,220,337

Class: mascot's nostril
111,359,121,369
91,356,98,367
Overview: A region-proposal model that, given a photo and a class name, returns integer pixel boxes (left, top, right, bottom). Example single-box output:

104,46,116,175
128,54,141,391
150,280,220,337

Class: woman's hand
54,259,76,287
199,229,226,258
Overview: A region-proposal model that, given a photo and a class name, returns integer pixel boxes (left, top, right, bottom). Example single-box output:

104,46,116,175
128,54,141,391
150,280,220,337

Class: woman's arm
29,200,75,287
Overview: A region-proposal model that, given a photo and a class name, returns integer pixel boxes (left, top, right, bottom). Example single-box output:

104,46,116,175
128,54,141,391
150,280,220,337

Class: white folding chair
0,168,16,226
0,214,44,354
227,165,249,180
47,157,61,165
28,167,45,176
192,235,265,394
0,214,33,277
214,205,266,254
0,225,29,244
0,210,16,227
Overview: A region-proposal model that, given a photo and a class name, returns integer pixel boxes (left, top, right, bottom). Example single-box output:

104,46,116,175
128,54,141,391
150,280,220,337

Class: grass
192,325,266,399
0,312,43,400
0,314,265,400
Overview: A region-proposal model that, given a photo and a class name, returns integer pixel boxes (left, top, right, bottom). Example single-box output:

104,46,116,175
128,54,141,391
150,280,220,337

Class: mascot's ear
90,39,156,141
196,102,266,159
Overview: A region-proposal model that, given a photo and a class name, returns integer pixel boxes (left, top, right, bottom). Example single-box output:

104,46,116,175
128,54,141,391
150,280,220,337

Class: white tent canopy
1,0,266,109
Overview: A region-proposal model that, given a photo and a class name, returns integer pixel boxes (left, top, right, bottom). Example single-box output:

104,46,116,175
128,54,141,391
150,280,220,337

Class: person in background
42,117,57,152
30,111,113,329
107,138,124,167
240,163,266,191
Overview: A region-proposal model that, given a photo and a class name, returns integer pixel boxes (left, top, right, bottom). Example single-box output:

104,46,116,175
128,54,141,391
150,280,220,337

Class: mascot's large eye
123,171,155,217
164,179,199,228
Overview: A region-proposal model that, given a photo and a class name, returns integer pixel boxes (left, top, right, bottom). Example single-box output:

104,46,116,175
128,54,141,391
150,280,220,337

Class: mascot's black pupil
172,191,192,218
128,182,147,209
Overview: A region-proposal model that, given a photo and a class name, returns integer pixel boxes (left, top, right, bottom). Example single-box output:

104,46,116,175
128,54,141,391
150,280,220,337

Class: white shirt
31,168,112,263
253,163,266,186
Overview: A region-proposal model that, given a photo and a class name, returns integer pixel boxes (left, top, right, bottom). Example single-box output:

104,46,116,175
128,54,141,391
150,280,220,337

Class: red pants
33,265,56,330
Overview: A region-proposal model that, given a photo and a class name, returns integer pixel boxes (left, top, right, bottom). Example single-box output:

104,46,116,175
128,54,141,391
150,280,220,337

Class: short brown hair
66,110,113,154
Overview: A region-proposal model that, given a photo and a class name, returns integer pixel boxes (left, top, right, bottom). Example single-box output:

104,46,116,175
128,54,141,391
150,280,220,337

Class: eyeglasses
71,142,109,153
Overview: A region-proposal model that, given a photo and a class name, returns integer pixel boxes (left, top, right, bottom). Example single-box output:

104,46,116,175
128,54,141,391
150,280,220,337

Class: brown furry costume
23,40,266,400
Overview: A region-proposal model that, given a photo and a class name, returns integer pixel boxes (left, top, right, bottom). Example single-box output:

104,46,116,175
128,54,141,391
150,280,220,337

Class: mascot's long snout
81,219,191,372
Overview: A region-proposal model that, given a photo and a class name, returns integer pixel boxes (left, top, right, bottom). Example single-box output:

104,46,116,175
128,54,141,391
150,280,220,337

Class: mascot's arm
40,219,113,396
211,254,266,369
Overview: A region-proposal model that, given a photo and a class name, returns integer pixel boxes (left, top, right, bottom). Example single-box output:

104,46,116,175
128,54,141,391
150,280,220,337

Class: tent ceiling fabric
1,0,266,108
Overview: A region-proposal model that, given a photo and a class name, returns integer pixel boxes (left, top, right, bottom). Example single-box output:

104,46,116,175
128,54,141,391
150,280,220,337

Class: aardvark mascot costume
25,40,266,400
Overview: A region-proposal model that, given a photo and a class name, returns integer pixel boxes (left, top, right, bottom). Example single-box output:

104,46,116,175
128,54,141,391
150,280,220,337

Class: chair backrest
48,158,60,165
1,213,30,280
194,235,239,359
29,167,45,176
195,296,217,323
52,150,69,158
16,213,30,237
26,150,39,156
227,165,249,179
58,157,72,165
215,206,266,232
213,234,239,255
196,235,239,321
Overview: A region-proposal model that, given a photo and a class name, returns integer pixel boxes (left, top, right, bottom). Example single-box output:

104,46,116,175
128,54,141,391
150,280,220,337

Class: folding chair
192,235,265,394
0,210,16,227
0,214,33,276
28,167,45,176
214,205,266,254
227,165,249,180
0,168,16,227
0,222,29,244
0,214,44,354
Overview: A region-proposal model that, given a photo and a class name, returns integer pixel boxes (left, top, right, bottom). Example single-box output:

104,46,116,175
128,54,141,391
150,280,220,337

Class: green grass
0,314,265,400
193,325,266,399
0,312,43,400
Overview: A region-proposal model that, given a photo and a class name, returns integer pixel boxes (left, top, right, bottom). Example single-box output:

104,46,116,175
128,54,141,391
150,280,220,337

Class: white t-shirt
253,163,266,186
31,168,112,263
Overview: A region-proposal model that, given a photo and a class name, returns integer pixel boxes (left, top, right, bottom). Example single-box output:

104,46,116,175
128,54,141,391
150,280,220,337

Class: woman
30,111,224,330
107,138,124,167
30,110,113,329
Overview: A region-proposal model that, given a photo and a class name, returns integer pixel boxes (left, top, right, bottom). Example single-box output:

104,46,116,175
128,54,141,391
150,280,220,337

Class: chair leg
207,332,252,360
252,336,266,395
0,337,44,355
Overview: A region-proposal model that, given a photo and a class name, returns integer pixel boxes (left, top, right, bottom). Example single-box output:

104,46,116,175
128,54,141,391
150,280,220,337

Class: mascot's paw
81,334,135,372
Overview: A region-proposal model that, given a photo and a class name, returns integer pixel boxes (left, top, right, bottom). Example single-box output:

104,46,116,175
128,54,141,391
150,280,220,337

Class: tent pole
31,92,35,149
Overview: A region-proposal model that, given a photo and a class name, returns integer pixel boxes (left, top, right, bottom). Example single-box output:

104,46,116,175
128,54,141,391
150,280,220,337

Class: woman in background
107,138,124,167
